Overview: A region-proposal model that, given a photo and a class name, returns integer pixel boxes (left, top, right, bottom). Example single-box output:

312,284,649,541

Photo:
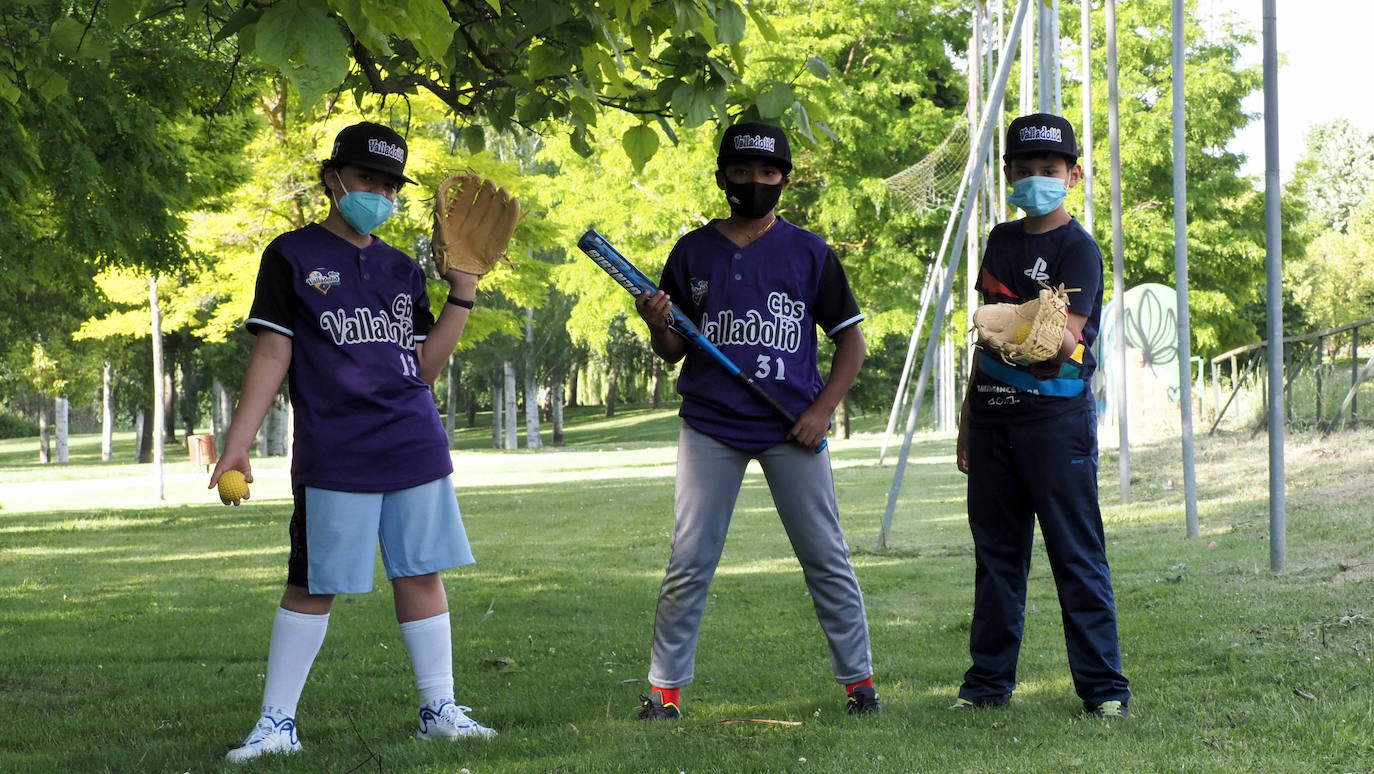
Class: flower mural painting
1098,284,1187,433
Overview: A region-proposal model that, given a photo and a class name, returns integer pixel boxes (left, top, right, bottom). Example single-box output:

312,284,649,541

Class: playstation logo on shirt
1023,258,1049,282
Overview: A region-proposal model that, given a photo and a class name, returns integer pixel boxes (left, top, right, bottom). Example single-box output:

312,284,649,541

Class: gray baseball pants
647,424,874,688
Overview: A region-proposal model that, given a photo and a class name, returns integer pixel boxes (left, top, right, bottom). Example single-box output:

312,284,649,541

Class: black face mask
724,180,783,219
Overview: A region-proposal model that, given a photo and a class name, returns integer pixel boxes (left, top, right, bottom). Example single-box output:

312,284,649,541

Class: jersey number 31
755,355,786,381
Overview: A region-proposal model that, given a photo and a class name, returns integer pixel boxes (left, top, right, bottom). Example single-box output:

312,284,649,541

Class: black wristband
446,294,475,309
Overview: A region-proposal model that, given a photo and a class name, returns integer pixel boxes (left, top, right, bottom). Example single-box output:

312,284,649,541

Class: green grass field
3,407,1374,773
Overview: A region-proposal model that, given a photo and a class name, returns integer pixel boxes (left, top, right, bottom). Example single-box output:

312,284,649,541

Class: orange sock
845,677,874,694
651,686,680,707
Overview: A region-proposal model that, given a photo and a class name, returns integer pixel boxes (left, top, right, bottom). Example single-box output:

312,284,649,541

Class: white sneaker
225,713,302,763
417,701,497,740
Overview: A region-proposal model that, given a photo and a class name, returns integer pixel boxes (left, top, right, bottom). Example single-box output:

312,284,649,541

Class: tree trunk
465,387,477,428
503,360,517,450
179,361,196,438
523,309,541,449
163,365,177,442
445,353,457,445
219,382,235,455
651,357,662,409
552,382,565,446
135,409,149,463
491,382,503,449
150,276,165,501
567,363,579,408
210,378,223,444
55,396,69,463
102,362,114,462
837,397,851,440
605,368,618,418
37,394,50,464
284,397,294,464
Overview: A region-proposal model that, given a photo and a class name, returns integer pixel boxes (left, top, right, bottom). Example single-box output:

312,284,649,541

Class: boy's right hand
635,290,674,334
209,449,254,492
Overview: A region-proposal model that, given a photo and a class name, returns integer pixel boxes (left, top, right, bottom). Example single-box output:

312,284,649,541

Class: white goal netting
883,112,971,215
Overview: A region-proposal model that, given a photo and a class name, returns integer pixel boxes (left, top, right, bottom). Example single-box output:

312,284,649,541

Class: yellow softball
1013,321,1033,344
218,470,249,505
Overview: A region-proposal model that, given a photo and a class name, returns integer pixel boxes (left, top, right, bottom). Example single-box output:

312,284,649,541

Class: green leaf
529,43,564,80
483,0,500,14
283,9,350,109
756,81,793,119
402,0,455,63
621,124,659,173
655,114,678,146
107,0,144,28
670,81,711,128
0,77,19,105
30,68,68,102
629,21,652,60
714,2,746,46
746,7,779,42
254,4,303,68
213,5,262,42
332,0,392,55
463,124,486,154
791,100,815,145
50,18,106,59
805,55,834,81
568,94,599,127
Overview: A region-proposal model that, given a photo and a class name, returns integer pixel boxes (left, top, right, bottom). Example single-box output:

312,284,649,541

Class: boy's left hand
790,404,832,450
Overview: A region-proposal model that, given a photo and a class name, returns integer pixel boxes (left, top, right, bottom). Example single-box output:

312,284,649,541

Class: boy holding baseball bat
631,120,879,719
209,121,514,761
955,113,1130,717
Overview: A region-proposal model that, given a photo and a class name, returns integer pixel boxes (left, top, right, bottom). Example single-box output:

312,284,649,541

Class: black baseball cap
328,121,417,184
718,121,792,175
1003,113,1078,163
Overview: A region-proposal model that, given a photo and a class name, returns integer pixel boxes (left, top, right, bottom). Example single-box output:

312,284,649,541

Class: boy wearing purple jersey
953,113,1129,718
632,121,879,720
209,121,495,762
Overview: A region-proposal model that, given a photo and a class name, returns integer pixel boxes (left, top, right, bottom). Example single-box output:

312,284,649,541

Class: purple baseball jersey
659,218,863,452
246,223,452,492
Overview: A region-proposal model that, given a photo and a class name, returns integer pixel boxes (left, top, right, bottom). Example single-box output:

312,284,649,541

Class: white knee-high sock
260,607,330,719
399,612,454,708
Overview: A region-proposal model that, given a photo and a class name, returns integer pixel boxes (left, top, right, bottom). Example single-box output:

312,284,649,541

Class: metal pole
968,12,983,336
1106,0,1129,503
1021,0,1034,115
1038,0,1061,114
996,0,1007,212
1080,0,1094,236
1172,0,1199,538
1262,0,1286,572
880,0,1031,549
879,258,943,465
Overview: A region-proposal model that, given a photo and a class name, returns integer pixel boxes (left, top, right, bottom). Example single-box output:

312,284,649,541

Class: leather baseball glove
431,172,523,277
972,283,1078,364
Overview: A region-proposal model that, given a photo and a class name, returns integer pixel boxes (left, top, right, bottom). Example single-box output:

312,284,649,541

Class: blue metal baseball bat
577,228,826,453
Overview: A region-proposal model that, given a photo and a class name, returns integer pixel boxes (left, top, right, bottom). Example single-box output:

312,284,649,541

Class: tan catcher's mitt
972,283,1078,364
431,172,523,277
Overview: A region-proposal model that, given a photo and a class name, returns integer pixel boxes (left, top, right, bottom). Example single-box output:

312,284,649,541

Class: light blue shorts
286,475,475,595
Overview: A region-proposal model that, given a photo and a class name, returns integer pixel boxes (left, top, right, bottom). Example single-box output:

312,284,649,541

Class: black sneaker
636,693,681,721
1086,699,1128,718
846,685,882,715
949,694,1010,710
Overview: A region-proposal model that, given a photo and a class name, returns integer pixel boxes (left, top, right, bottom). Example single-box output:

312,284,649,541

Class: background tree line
1,0,1358,456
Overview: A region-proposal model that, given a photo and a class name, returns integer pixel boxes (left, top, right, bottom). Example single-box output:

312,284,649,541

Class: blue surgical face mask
333,172,396,234
1007,175,1068,217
